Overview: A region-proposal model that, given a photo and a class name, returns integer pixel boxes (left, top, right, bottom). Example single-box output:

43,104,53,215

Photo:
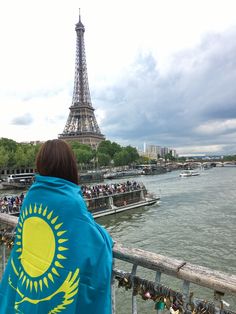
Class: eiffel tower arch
59,13,105,148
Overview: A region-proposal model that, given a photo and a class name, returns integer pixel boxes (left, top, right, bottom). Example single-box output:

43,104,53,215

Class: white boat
0,173,35,190
179,170,200,177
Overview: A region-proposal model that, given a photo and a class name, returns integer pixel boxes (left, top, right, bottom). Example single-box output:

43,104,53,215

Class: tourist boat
82,181,159,218
136,164,167,175
0,172,103,190
0,182,32,190
103,169,143,179
0,173,35,190
0,182,160,218
86,188,159,218
179,170,200,177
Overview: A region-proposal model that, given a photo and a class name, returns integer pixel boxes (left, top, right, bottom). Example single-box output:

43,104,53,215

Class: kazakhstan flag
0,175,113,314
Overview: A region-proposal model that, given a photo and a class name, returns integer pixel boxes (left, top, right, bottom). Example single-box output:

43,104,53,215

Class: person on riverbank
0,139,113,314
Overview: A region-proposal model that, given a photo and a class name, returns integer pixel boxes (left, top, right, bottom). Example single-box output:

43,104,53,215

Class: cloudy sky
0,0,236,155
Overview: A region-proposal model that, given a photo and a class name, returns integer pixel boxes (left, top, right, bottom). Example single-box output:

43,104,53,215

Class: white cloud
0,0,236,154
195,119,236,135
0,90,71,142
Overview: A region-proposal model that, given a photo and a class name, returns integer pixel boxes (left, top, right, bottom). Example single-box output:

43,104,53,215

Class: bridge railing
112,243,236,314
0,213,236,314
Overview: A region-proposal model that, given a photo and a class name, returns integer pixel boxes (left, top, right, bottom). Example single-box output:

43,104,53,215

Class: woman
0,139,113,314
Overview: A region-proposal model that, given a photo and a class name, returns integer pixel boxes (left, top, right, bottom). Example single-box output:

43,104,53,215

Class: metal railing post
112,258,116,314
155,271,162,314
131,264,138,314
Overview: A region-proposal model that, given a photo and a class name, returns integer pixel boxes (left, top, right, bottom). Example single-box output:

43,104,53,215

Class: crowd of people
0,193,24,213
81,180,144,199
0,181,145,212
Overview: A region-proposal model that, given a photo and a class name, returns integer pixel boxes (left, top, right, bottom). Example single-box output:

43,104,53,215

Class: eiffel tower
59,13,105,147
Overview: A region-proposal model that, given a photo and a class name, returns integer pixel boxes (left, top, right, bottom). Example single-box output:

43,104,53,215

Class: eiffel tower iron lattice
59,13,105,147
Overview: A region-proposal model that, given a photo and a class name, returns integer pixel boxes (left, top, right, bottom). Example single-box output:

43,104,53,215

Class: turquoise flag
0,175,113,314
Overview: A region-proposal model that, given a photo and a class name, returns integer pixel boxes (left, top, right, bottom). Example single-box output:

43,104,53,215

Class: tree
0,146,9,168
69,141,92,152
74,149,94,169
123,146,139,164
13,146,28,167
25,146,38,167
110,142,122,158
97,153,111,167
164,153,175,161
0,138,17,153
97,140,121,158
177,156,186,162
138,156,150,164
68,141,95,169
113,150,130,166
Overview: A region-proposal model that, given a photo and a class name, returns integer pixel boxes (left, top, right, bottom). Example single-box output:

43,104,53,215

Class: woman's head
36,139,78,185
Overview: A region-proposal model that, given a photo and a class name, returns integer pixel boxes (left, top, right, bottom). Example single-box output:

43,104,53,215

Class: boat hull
92,197,160,218
0,182,30,190
179,171,200,177
1,198,160,219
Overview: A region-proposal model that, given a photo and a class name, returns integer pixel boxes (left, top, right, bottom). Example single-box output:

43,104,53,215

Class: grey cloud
94,26,236,154
11,113,34,125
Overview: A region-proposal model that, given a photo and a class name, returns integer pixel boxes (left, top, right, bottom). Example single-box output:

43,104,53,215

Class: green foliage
123,146,139,163
97,141,139,167
223,155,236,161
0,138,39,169
177,157,186,162
113,146,139,166
97,140,122,158
164,153,176,161
113,150,130,166
73,148,94,165
13,146,28,167
0,138,18,152
97,152,111,167
69,141,94,168
138,156,150,164
110,142,122,158
69,141,92,151
0,137,141,170
0,146,9,168
150,159,157,164
25,145,38,166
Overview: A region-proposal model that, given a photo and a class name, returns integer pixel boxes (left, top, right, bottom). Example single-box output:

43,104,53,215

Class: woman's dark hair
36,139,79,185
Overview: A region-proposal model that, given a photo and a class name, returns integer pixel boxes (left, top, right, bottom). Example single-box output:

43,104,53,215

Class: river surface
99,166,236,313
0,166,236,313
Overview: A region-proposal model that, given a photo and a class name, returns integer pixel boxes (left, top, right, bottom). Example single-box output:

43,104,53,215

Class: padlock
156,300,165,310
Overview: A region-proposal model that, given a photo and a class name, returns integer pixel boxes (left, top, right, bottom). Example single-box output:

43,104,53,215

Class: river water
0,166,236,313
98,166,236,313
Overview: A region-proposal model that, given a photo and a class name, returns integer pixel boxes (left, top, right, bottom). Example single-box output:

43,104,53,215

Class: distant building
170,149,177,158
140,143,178,160
144,144,162,159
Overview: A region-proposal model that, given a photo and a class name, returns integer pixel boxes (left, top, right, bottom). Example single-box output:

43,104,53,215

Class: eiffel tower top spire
72,11,91,107
59,13,105,148
76,8,85,31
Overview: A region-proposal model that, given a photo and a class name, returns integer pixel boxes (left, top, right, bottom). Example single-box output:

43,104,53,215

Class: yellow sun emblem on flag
9,204,80,312
15,204,68,292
